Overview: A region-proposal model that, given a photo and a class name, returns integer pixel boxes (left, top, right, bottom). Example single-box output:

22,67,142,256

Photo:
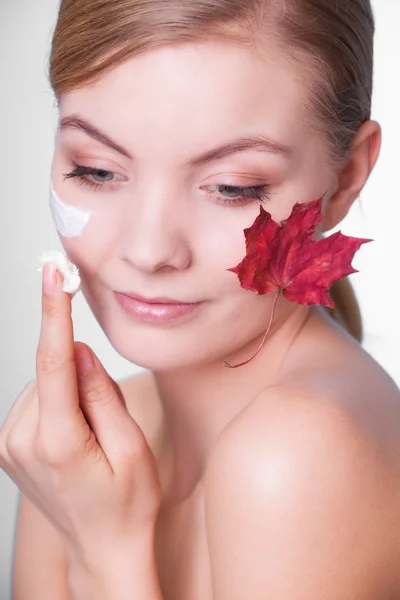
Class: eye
203,184,273,207
62,164,274,207
62,164,124,191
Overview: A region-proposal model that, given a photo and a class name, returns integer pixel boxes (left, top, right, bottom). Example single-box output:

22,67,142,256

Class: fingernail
43,263,57,294
77,346,96,377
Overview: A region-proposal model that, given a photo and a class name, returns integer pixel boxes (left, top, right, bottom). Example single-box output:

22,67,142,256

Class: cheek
200,220,251,302
204,215,250,268
49,185,95,238
57,216,117,280
50,187,121,272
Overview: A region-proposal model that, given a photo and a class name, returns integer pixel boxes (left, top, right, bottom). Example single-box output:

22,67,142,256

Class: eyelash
62,163,273,206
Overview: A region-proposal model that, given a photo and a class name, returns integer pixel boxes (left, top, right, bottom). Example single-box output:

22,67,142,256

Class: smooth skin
8,39,400,598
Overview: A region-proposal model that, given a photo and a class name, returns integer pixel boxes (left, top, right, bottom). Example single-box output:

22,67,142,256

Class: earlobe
319,120,381,233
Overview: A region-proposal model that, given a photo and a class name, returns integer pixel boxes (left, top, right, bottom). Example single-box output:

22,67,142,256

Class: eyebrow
59,115,293,165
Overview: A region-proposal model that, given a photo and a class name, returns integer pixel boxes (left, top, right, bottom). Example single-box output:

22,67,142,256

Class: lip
114,291,202,323
119,291,194,304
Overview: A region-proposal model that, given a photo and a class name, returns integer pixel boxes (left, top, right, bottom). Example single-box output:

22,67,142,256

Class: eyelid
61,135,130,170
201,172,272,185
69,155,129,175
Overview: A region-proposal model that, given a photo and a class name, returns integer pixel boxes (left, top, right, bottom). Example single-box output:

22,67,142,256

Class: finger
36,264,80,438
0,385,38,469
74,343,146,469
0,381,36,437
0,382,35,466
5,393,39,462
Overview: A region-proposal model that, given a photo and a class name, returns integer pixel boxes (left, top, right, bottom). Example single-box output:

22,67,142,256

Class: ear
320,119,381,233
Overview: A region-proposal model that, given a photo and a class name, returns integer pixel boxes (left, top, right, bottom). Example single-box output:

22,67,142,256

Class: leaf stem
223,289,282,369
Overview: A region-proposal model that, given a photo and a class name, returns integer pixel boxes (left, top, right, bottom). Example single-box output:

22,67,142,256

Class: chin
106,323,229,372
82,287,229,370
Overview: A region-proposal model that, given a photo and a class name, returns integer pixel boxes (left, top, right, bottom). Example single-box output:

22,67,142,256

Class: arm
203,389,400,599
67,531,163,600
12,491,71,600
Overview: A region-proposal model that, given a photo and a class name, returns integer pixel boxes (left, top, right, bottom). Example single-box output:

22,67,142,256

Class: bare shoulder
207,339,400,493
267,308,400,464
203,323,400,597
210,311,400,486
204,386,400,597
256,368,400,471
213,307,400,469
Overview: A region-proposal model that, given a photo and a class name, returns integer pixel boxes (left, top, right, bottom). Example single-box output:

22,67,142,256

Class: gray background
1,0,399,597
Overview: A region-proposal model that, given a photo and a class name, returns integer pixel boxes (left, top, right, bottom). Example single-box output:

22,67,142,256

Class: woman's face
51,40,334,371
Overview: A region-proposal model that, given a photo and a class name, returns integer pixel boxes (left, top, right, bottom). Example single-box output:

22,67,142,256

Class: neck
152,301,313,505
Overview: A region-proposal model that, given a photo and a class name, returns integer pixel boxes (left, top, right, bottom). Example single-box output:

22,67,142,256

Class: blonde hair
48,0,375,344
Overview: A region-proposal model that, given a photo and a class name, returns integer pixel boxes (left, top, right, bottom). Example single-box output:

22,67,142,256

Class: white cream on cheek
49,183,95,238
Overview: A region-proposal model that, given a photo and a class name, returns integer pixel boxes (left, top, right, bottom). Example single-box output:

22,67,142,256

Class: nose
119,193,192,273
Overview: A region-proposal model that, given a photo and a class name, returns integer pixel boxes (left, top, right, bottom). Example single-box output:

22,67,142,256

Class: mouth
114,291,203,323
117,291,199,305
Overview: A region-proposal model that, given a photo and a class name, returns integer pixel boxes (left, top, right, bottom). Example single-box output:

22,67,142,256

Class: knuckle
81,379,114,405
126,433,148,458
36,348,74,375
35,438,68,467
6,430,30,462
44,301,63,318
36,426,89,467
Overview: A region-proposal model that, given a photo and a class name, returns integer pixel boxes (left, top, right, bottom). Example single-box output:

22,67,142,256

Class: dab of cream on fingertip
36,251,81,296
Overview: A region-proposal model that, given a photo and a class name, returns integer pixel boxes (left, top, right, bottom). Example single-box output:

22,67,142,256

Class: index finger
36,263,79,432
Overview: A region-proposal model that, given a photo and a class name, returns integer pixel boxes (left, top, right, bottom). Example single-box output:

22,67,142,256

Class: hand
0,263,162,570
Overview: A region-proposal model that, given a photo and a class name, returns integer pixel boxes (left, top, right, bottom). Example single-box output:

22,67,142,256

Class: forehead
59,41,310,156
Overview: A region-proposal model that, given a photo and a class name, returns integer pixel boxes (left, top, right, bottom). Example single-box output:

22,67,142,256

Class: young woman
3,1,400,599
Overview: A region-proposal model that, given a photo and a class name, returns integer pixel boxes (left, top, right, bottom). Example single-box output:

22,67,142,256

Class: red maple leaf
224,194,373,368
